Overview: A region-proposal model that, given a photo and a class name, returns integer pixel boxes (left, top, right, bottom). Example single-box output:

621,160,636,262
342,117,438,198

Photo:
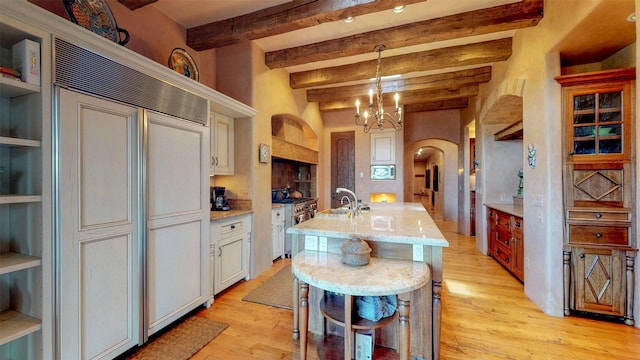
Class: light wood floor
192,220,640,359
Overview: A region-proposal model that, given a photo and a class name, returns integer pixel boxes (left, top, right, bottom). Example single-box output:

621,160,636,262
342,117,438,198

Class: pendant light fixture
354,45,402,133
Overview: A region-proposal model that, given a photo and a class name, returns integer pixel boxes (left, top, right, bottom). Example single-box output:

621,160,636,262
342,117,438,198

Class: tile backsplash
271,160,316,197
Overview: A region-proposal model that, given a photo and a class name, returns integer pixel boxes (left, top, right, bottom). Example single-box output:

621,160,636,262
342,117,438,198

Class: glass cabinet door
571,89,623,156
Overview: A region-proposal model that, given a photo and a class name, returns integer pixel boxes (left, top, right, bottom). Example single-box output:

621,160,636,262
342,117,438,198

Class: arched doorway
404,139,458,222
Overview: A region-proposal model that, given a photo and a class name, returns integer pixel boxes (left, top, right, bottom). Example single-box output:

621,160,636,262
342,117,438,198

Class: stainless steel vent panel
54,38,207,125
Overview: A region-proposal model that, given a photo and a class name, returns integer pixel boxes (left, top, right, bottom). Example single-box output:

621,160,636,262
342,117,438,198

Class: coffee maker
212,186,230,211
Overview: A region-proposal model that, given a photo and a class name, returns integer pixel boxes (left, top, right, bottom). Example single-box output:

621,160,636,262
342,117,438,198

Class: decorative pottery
341,237,371,266
63,0,130,46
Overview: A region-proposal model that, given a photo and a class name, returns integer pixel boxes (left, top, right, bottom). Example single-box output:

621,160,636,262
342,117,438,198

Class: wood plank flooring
192,220,640,359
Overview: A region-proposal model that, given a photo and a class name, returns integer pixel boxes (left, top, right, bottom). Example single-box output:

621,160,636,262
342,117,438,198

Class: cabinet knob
514,221,521,228
595,233,602,238
595,213,602,219
579,253,585,258
231,224,236,230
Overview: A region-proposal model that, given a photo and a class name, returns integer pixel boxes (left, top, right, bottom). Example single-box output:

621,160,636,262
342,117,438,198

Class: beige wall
321,108,404,210
30,0,217,89
464,0,639,321
216,41,324,277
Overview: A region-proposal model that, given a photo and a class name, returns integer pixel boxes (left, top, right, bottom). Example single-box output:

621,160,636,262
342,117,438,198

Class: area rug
126,316,228,360
242,264,293,309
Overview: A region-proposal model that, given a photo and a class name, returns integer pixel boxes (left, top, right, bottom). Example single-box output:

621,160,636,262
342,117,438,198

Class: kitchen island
287,202,448,359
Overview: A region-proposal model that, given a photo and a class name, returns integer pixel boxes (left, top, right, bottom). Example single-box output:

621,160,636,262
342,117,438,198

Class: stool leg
300,282,309,360
398,295,410,360
293,277,299,340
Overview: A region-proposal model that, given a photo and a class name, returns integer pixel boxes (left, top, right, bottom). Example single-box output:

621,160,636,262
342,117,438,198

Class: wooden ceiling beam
266,0,542,68
186,0,426,51
291,38,511,89
307,66,491,102
404,99,469,113
117,0,157,11
318,85,479,111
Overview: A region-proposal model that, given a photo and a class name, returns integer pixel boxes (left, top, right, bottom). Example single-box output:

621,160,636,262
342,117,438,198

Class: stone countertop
210,209,253,221
292,250,430,296
485,203,523,218
287,202,449,247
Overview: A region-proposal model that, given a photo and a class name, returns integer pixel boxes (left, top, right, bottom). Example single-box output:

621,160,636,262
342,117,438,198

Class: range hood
271,114,318,164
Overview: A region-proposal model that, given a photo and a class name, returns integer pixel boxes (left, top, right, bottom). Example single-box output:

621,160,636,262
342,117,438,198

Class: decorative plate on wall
62,0,130,46
168,48,199,82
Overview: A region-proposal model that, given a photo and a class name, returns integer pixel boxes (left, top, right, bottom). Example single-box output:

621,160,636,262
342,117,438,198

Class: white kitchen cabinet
57,89,141,359
370,129,395,164
57,90,211,357
0,15,52,359
211,214,251,294
145,111,211,336
210,112,234,175
272,207,285,260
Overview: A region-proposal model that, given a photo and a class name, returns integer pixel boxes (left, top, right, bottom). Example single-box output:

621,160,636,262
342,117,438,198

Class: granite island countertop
287,202,449,247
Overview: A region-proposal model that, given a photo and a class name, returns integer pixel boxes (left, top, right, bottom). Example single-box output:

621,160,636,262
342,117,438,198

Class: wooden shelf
0,194,42,204
0,252,41,275
494,121,523,141
0,136,40,148
0,76,39,98
0,310,41,346
320,293,397,330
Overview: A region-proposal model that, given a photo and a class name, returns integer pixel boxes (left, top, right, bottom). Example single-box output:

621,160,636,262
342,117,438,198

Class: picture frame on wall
433,165,439,191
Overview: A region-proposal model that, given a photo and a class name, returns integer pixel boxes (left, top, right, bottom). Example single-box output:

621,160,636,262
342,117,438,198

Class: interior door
331,131,355,209
145,110,210,337
57,88,141,359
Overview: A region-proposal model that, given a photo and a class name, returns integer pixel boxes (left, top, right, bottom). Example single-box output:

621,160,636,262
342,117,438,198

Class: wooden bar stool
292,250,430,360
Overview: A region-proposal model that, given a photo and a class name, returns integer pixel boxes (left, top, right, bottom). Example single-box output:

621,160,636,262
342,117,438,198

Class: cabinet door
511,217,524,281
211,113,234,175
564,82,631,162
58,89,141,359
572,247,624,316
216,232,246,293
370,129,395,164
146,110,210,336
272,208,285,260
487,209,497,256
213,215,250,294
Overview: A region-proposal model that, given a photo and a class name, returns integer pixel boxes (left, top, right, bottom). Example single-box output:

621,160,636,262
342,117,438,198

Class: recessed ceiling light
627,12,636,22
392,5,406,14
343,16,356,24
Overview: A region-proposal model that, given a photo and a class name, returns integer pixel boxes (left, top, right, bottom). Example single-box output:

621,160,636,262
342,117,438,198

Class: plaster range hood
271,114,318,164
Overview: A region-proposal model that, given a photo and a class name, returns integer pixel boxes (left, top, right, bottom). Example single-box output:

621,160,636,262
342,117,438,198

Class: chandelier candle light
355,44,402,133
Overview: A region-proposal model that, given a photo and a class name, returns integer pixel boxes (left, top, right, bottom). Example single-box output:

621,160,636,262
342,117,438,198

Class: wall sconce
528,144,536,169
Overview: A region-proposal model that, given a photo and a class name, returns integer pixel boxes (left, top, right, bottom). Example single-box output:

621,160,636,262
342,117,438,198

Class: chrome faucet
340,195,352,209
336,188,359,216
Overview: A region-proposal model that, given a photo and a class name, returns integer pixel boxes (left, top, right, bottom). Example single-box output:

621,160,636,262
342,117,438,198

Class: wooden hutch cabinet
556,68,636,325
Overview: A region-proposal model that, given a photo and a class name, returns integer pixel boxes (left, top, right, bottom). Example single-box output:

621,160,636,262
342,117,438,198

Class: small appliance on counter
212,186,230,211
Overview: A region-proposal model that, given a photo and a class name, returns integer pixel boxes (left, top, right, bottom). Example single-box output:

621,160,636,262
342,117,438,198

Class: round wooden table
292,250,430,360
